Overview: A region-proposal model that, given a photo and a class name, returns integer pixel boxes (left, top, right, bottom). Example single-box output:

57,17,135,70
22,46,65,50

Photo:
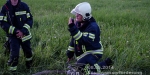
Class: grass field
0,0,150,75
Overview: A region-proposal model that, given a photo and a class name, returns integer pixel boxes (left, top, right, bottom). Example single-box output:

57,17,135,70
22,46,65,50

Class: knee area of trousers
8,57,19,66
9,56,19,62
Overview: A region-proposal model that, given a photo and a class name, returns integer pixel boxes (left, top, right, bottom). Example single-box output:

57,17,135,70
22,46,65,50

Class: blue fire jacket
0,0,33,42
67,17,103,61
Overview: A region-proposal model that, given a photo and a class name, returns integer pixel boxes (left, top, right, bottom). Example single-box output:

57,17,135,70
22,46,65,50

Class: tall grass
0,0,150,75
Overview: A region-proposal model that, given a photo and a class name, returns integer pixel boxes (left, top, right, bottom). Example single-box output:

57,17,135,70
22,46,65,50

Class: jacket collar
78,17,96,30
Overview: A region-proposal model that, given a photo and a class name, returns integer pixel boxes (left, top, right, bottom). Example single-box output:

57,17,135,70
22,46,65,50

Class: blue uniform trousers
8,36,32,67
77,54,107,73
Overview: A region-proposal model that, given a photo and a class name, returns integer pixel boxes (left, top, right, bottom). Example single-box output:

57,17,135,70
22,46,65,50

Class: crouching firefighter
66,2,113,75
0,0,33,72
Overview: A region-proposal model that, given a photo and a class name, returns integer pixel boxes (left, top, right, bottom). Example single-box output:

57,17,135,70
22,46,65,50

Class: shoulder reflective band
73,31,82,40
0,16,4,21
68,46,74,52
89,33,95,41
27,13,30,18
15,11,26,16
22,33,32,42
23,24,30,30
9,26,15,34
9,66,17,71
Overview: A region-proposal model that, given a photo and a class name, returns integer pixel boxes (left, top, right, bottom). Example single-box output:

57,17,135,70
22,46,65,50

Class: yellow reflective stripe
75,41,78,44
99,41,104,51
77,52,89,61
22,23,32,42
9,26,15,34
27,13,30,18
89,33,95,40
73,31,82,40
94,64,101,73
22,33,32,42
9,66,17,71
84,64,90,75
86,49,103,53
77,49,103,61
89,33,95,37
15,11,26,15
82,45,86,52
76,52,103,60
20,18,21,21
92,52,103,54
83,32,88,37
23,24,30,30
68,46,74,52
26,57,32,61
0,16,3,20
4,16,7,21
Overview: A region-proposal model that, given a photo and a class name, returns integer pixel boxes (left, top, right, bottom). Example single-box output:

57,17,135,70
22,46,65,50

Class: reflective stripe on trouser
26,57,32,61
84,64,90,75
77,49,103,61
26,56,32,69
82,64,101,75
8,66,17,71
94,64,101,73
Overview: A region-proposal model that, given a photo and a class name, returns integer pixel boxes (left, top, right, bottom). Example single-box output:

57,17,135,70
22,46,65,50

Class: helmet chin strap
76,13,91,28
77,18,89,28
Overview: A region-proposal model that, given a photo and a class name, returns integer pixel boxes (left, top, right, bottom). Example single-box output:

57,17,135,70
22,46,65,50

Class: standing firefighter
0,0,33,72
66,2,113,74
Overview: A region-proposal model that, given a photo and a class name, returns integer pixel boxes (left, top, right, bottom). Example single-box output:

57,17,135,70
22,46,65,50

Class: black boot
7,57,18,72
105,58,113,66
26,60,32,69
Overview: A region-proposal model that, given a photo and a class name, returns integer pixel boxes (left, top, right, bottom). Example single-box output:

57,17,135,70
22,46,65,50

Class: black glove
66,50,74,59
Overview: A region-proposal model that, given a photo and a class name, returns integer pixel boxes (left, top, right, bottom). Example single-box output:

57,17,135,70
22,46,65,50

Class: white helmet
71,2,92,20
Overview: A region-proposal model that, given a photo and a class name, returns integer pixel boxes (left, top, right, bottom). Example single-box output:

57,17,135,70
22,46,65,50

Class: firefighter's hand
66,58,71,65
68,17,75,25
16,30,24,39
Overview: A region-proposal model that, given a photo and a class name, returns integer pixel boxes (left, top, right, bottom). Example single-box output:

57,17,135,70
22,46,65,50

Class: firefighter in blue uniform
67,2,113,74
0,0,33,71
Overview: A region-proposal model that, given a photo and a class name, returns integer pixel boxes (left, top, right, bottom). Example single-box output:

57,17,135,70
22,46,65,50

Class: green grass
0,0,150,75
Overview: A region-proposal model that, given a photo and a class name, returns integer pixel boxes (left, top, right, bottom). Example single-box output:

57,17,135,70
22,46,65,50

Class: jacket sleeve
24,4,33,28
20,3,33,42
68,23,97,46
21,3,33,35
0,6,17,34
66,38,75,59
